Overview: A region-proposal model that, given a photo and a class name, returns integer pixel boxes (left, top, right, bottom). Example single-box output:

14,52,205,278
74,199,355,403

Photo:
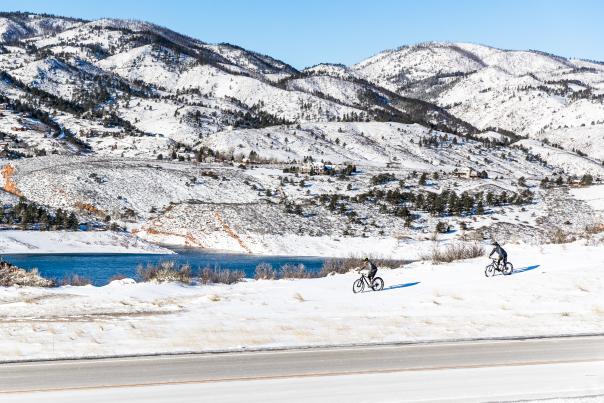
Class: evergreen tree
477,200,485,215
517,177,527,187
580,174,594,186
418,173,427,186
54,208,65,229
66,212,79,230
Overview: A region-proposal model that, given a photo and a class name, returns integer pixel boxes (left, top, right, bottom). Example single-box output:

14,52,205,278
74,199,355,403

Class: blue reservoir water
3,248,326,286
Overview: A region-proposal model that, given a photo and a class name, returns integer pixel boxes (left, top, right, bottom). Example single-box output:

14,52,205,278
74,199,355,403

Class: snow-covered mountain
354,42,604,146
0,13,476,161
1,13,602,161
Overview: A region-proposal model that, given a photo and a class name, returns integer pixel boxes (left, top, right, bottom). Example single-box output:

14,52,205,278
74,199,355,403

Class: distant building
386,161,401,168
454,167,479,178
299,162,320,174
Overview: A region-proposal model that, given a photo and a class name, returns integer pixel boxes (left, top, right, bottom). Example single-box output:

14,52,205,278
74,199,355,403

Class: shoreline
0,230,174,255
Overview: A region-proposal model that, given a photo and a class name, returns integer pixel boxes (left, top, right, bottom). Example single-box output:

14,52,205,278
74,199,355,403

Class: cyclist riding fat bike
489,241,507,268
362,257,378,282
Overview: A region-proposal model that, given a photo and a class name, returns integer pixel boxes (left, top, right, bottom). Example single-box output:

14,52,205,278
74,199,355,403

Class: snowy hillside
0,12,82,42
354,42,604,146
0,13,480,164
0,12,603,255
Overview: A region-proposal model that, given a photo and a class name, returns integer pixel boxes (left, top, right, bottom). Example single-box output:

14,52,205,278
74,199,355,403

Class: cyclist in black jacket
489,241,507,268
362,257,378,282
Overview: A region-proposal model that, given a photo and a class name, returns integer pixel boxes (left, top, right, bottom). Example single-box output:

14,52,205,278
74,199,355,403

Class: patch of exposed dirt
1,164,22,196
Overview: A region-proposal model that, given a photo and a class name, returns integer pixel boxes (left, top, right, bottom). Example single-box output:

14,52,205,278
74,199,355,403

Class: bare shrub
548,228,575,244
137,261,191,284
465,230,486,241
318,259,353,276
61,274,92,286
584,224,604,236
424,242,485,263
255,263,276,280
319,256,406,277
199,267,244,285
0,262,54,287
280,264,316,279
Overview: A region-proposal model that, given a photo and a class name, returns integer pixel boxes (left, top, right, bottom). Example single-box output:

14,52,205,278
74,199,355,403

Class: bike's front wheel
353,278,365,293
503,262,514,275
371,277,384,291
485,264,495,277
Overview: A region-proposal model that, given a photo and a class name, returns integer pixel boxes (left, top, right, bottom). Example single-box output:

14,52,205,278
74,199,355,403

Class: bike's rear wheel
503,262,514,275
353,278,364,293
371,277,384,291
485,264,495,277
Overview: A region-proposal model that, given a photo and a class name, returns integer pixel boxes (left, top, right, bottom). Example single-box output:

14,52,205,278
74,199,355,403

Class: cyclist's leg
497,257,503,270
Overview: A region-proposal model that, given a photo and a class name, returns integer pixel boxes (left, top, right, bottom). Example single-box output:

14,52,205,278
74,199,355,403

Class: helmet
491,241,499,246
363,257,369,262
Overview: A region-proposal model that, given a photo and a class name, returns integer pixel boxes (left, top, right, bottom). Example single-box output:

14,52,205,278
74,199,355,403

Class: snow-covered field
0,241,601,361
0,230,172,254
571,185,604,211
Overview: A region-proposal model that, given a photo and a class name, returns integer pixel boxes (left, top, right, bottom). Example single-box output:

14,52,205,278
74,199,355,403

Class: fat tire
485,264,495,277
353,278,364,293
503,262,514,275
371,277,384,291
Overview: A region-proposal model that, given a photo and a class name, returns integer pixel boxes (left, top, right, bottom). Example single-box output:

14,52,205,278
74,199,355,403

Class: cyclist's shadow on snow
382,281,420,291
512,265,540,274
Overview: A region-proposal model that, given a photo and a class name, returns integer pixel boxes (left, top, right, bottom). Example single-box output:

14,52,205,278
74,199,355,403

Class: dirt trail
137,227,205,248
214,211,252,253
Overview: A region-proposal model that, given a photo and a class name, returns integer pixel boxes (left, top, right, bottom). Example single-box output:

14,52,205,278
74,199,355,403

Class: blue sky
2,0,603,68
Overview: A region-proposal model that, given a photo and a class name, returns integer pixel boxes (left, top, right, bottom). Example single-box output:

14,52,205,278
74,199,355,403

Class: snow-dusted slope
532,126,604,161
201,121,544,174
514,139,604,176
0,13,82,42
1,14,602,159
354,42,604,142
0,13,482,162
0,230,171,254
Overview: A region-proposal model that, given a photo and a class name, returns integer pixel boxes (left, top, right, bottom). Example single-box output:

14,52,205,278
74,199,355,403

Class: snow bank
0,231,173,254
0,241,601,361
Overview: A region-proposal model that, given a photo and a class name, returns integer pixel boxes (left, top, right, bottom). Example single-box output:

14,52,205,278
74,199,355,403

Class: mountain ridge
0,11,602,162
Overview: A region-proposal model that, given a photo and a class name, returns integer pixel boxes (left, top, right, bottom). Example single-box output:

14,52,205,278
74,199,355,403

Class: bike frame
359,273,373,286
489,258,501,270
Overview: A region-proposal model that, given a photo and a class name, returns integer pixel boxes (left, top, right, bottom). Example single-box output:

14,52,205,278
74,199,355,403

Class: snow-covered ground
0,241,601,361
0,231,172,254
571,185,604,211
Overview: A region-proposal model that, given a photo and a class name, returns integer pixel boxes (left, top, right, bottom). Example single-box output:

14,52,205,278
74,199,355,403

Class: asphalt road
0,336,603,402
